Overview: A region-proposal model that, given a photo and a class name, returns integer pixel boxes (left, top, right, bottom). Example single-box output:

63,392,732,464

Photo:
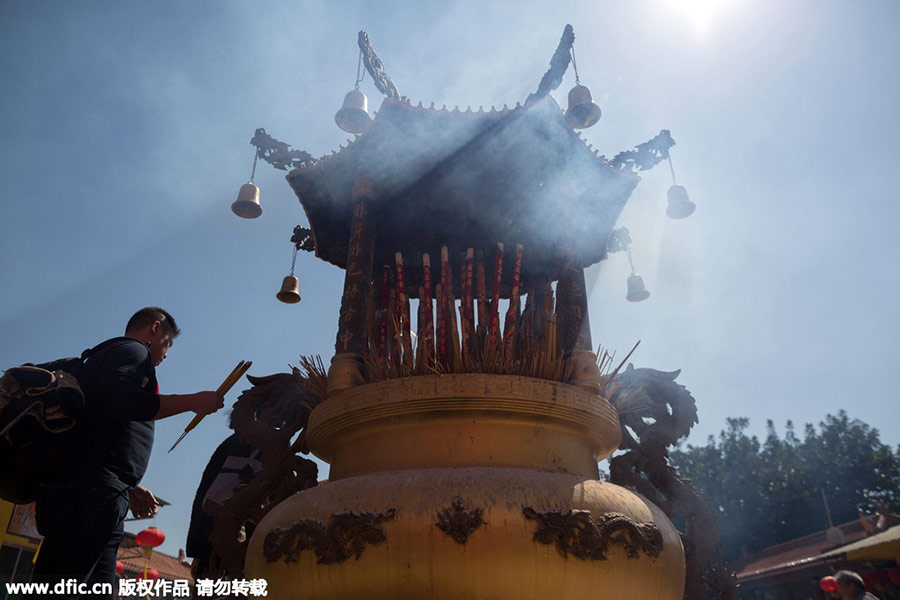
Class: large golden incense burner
247,375,684,598
243,32,686,599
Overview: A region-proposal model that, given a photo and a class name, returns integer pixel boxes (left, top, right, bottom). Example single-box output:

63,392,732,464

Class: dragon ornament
207,359,326,576
608,364,738,600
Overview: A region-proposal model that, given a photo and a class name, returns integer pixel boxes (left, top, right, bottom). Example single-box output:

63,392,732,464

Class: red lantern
135,527,165,548
115,561,125,575
889,565,900,586
136,526,165,568
819,576,838,592
137,568,159,581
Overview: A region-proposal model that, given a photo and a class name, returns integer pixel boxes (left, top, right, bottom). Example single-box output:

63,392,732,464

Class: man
31,307,224,598
835,570,879,600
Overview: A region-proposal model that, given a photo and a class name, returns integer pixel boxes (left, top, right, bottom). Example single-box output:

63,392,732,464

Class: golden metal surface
247,468,685,599
307,374,621,480
247,374,685,599
325,353,364,395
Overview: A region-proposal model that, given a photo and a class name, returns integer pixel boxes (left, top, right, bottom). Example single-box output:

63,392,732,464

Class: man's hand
192,391,224,415
129,485,160,519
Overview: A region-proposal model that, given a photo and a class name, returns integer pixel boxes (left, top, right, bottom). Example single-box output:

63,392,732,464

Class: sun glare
663,0,736,38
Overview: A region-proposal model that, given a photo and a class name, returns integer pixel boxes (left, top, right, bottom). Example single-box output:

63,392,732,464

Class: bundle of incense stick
459,248,474,364
475,250,488,331
472,249,488,365
417,253,434,373
362,242,612,386
377,266,390,362
478,322,505,374
395,253,413,371
488,243,504,335
438,246,451,367
503,244,524,357
475,249,487,335
168,360,251,453
295,354,329,413
601,341,641,401
363,264,584,385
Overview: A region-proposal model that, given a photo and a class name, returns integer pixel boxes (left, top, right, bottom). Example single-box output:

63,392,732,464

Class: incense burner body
245,375,685,599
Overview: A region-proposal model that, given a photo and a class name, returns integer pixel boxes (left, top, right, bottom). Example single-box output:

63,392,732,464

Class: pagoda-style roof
287,95,639,295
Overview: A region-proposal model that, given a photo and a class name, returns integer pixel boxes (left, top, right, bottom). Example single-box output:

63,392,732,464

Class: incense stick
168,360,251,453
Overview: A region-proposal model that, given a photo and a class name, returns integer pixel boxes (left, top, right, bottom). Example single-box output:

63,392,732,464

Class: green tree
669,411,900,560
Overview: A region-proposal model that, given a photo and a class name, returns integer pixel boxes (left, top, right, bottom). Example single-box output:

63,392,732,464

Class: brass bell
626,273,650,302
276,275,301,304
666,184,696,219
335,89,372,134
231,182,262,219
565,84,602,129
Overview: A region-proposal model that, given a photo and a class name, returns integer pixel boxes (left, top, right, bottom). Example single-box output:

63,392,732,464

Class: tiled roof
735,516,900,582
821,524,900,561
735,520,869,581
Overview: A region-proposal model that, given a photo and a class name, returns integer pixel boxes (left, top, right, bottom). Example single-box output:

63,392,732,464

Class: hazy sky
2,1,898,557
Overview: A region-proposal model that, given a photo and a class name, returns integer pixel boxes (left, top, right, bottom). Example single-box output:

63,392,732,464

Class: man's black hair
126,307,181,338
834,570,866,591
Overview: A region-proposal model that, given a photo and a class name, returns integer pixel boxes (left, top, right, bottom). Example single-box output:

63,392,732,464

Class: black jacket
72,336,160,491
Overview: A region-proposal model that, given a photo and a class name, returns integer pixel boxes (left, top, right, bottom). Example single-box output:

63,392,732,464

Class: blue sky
2,1,898,557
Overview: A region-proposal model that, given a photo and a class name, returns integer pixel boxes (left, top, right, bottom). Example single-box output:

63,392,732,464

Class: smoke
294,93,642,298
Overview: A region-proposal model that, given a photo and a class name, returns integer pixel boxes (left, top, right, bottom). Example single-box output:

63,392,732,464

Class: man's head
834,570,866,599
125,307,180,366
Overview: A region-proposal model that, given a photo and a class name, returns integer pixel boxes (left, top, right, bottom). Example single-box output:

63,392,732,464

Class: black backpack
0,341,114,504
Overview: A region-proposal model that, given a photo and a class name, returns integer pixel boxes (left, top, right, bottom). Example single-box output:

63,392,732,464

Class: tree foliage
669,411,900,560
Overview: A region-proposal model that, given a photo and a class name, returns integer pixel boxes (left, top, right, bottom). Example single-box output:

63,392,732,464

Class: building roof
736,517,900,583
821,524,900,563
735,519,870,582
287,95,639,296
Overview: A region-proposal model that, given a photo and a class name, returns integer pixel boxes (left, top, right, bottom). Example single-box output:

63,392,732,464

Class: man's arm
156,391,223,420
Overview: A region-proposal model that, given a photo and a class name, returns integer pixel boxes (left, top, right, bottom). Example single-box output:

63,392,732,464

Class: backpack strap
81,336,138,362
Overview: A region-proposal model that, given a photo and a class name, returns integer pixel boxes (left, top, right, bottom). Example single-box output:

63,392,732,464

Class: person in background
835,570,879,600
185,417,255,578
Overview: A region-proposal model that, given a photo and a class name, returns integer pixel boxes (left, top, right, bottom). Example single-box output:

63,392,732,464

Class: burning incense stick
395,252,413,370
489,243,504,335
438,246,452,368
436,282,445,368
459,248,474,361
419,253,434,372
503,244,524,356
475,249,487,333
